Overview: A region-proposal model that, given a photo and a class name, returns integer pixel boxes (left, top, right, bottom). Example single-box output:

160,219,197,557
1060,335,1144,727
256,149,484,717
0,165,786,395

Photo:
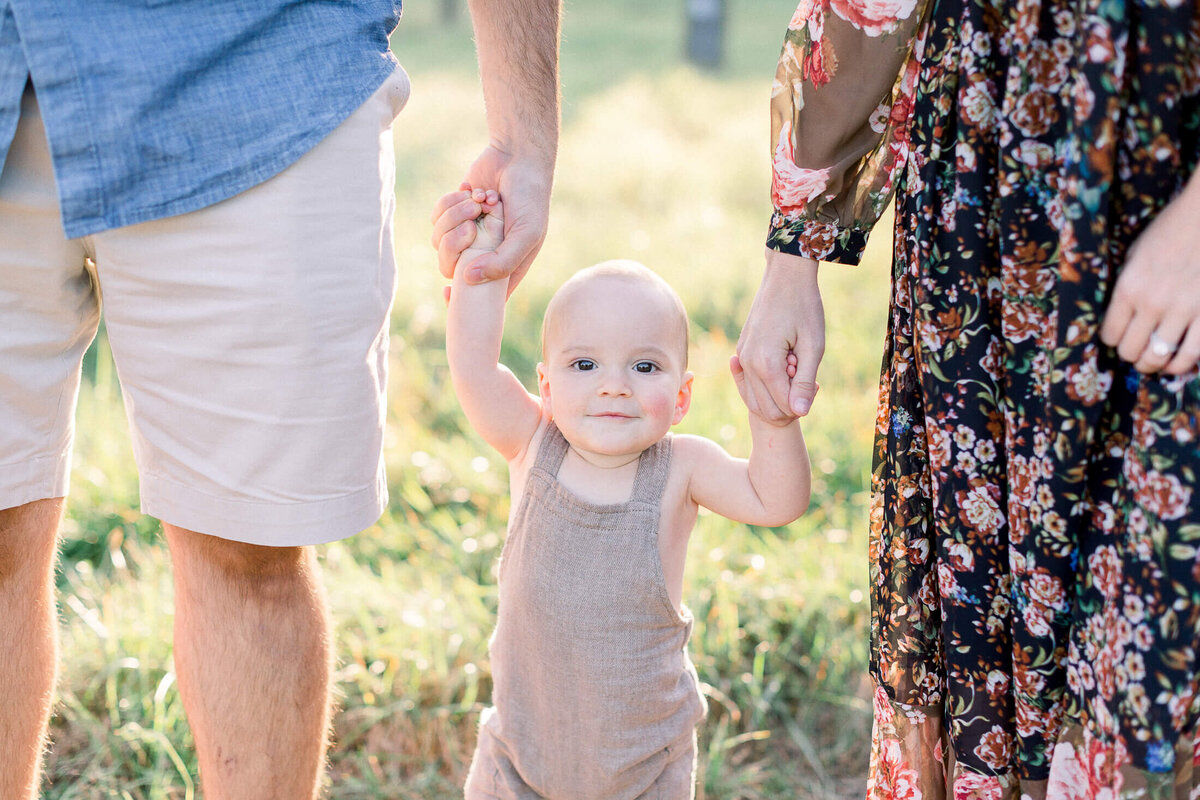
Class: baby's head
541,260,689,365
537,260,693,460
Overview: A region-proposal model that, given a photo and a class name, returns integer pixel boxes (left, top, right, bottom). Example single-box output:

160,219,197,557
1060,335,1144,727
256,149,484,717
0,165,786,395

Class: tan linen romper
464,423,708,800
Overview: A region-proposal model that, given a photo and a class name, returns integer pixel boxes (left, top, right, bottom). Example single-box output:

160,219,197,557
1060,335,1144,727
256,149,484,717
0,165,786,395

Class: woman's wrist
764,247,819,281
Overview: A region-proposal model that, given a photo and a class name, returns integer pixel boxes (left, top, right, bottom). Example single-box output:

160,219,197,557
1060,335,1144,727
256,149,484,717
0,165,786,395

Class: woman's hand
734,248,824,423
1100,177,1200,375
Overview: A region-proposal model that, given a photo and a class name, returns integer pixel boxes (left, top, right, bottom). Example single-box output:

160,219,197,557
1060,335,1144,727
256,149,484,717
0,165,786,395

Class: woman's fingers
1166,325,1200,375
1100,184,1200,374
1132,314,1188,374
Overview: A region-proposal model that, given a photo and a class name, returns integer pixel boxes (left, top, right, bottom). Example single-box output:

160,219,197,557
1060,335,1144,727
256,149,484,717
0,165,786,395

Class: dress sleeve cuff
766,212,870,266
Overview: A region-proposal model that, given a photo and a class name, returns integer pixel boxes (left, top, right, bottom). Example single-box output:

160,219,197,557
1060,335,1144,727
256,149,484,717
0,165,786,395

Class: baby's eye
571,359,597,371
633,361,659,374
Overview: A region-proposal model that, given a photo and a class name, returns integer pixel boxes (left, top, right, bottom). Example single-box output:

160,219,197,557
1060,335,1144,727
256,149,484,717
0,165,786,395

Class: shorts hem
0,452,71,510
139,471,387,547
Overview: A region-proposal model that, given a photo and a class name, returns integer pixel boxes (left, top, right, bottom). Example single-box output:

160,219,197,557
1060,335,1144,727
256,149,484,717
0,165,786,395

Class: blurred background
47,1,894,797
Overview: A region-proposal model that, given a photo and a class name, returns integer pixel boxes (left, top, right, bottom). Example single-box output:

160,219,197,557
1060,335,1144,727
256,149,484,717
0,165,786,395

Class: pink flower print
788,1,815,29
952,770,1003,800
874,684,896,727
1022,603,1051,638
876,738,924,800
772,122,832,218
1046,741,1091,800
829,0,919,37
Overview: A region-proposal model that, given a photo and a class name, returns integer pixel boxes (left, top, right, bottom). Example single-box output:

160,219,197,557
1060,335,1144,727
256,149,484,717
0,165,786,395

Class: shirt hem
60,58,399,239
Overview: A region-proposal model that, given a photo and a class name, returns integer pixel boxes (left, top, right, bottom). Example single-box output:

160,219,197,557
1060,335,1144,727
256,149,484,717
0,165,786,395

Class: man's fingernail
469,268,483,282
794,399,810,415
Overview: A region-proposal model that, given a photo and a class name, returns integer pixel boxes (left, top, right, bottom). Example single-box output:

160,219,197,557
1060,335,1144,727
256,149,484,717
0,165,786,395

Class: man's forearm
468,0,561,159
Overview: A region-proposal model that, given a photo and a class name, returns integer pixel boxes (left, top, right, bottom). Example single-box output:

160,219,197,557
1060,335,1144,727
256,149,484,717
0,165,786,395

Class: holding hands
440,151,549,294
432,184,505,285
434,190,818,432
734,170,1200,432
733,248,823,424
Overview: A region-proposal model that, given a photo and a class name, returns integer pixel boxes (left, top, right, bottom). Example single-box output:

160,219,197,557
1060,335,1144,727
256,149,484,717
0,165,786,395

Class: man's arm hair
468,0,561,160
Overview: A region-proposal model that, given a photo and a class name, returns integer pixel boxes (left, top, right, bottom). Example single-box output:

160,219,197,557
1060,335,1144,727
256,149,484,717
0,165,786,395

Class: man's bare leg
0,498,62,800
165,526,333,800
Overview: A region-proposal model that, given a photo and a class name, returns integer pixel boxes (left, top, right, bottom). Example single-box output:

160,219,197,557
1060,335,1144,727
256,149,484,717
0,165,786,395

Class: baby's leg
463,716,542,800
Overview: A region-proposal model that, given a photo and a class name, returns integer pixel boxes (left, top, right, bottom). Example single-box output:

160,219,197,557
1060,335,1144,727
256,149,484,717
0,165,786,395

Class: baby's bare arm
678,411,810,528
438,193,542,461
678,351,811,525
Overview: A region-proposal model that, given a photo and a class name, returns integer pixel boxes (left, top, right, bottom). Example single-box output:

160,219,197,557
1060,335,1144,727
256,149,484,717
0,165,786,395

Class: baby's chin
562,430,669,462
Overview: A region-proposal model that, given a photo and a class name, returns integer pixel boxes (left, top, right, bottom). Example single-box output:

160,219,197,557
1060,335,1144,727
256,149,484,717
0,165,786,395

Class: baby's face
538,277,691,462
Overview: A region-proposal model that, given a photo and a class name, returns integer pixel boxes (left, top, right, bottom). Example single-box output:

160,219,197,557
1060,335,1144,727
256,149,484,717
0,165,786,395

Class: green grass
43,2,895,797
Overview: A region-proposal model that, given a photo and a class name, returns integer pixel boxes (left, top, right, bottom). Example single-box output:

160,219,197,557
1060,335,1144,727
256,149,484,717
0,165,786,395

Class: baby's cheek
646,393,676,421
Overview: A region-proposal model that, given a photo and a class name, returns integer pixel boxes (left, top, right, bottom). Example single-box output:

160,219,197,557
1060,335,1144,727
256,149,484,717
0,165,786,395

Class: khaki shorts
0,66,411,546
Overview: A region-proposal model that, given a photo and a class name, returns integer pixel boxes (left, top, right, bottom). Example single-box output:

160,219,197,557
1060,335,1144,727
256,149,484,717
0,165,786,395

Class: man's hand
451,0,560,296
1100,176,1200,375
735,248,824,423
449,148,550,294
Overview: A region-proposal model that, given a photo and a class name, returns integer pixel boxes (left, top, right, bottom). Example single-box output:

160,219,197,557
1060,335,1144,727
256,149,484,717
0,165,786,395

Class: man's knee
0,499,62,585
165,525,314,596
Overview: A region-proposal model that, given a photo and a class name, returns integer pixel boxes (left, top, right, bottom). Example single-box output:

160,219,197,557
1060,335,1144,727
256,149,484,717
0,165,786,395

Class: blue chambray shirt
0,0,403,239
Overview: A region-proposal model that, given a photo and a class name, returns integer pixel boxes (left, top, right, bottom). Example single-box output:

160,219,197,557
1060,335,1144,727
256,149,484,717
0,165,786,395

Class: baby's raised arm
436,189,542,462
677,354,811,527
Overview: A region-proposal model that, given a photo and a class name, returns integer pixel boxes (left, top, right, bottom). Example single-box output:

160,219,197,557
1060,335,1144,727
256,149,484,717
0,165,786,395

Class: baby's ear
672,372,694,425
536,363,553,419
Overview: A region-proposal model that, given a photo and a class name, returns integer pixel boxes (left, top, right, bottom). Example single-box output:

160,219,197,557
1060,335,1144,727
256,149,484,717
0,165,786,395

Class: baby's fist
471,192,505,254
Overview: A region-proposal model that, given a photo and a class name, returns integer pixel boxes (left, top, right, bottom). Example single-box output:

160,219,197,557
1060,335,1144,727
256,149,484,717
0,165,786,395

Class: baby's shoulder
664,433,730,486
668,433,728,465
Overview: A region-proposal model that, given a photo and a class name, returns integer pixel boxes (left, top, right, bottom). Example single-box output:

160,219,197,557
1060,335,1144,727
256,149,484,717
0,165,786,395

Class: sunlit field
44,2,894,797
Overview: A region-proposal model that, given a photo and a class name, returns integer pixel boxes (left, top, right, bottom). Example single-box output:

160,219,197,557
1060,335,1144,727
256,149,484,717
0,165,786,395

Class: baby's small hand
431,184,504,281
730,353,809,426
471,192,505,254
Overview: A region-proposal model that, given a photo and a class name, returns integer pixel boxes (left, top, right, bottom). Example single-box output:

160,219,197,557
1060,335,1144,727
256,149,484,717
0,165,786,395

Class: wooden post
686,0,725,69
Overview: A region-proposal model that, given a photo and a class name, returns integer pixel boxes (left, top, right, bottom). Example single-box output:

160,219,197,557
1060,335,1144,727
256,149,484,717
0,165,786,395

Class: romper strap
534,421,571,476
630,435,673,506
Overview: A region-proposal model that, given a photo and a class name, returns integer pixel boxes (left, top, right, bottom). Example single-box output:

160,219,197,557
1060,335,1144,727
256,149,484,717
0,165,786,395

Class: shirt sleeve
767,0,931,265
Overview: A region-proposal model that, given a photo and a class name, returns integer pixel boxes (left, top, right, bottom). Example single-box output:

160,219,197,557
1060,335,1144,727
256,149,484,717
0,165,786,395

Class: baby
435,188,811,800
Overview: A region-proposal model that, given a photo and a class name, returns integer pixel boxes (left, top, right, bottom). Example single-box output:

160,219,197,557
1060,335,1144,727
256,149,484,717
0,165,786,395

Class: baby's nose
598,373,632,396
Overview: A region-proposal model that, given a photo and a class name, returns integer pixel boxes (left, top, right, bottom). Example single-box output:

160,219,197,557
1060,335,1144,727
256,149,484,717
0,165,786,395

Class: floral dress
767,1,1200,797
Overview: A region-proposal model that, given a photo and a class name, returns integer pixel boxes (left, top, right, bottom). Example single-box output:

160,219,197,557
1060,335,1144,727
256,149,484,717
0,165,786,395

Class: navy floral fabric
769,1,1200,796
